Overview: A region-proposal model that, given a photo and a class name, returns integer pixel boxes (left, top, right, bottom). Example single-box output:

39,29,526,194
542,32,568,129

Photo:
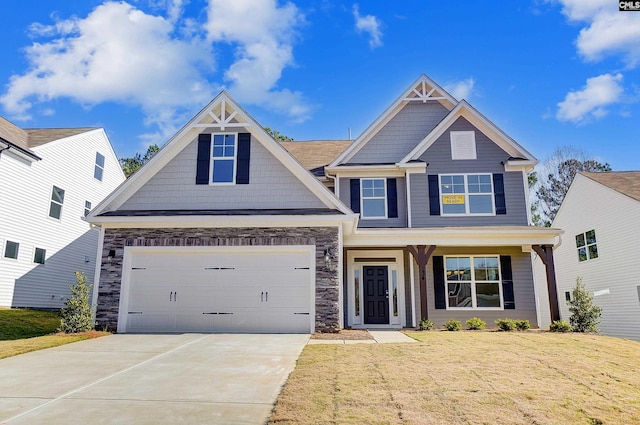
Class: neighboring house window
360,178,387,219
49,186,65,219
94,152,105,181
34,248,46,264
211,134,236,184
4,241,19,259
440,174,494,215
576,230,598,262
84,201,92,217
445,256,502,309
450,131,477,160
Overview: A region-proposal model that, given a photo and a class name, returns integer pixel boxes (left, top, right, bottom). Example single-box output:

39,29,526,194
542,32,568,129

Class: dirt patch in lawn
310,329,373,340
269,332,640,424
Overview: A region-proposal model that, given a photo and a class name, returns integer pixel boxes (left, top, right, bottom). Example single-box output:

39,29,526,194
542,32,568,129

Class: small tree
568,277,602,333
59,272,94,333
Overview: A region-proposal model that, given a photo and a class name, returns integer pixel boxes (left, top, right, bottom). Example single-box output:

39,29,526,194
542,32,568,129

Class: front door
363,266,389,325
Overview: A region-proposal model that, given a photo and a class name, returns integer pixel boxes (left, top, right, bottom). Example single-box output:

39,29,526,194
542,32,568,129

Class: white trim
443,254,504,310
325,164,406,178
338,224,344,329
91,226,105,319
409,258,416,327
117,245,316,334
504,159,537,173
346,249,406,328
406,174,413,228
360,178,388,220
439,173,495,216
209,132,238,185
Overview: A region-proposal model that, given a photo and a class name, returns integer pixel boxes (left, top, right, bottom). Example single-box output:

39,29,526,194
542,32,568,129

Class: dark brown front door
363,266,389,325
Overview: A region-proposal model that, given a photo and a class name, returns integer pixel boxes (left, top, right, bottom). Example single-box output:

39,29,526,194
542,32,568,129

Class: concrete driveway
0,333,309,425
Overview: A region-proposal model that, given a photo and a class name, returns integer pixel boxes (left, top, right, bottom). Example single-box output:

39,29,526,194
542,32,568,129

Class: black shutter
196,134,211,185
433,256,446,309
493,173,506,215
428,175,440,216
501,255,515,309
236,133,251,184
387,178,398,218
350,179,360,213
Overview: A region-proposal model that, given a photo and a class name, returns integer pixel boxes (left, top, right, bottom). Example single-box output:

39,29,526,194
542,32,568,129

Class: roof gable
400,100,537,165
581,171,640,203
88,92,352,218
329,74,458,167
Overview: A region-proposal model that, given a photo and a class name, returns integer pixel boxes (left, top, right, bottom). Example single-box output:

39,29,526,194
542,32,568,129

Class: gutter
0,139,42,161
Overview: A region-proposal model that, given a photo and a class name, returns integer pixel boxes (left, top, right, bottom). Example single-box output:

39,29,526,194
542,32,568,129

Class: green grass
269,331,640,425
0,308,61,340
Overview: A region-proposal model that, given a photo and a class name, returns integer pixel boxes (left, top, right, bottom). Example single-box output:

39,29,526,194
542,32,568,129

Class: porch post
407,245,436,320
532,244,561,322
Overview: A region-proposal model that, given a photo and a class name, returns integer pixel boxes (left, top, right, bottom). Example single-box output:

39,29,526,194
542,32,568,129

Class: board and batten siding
410,117,529,227
348,102,450,164
337,177,408,227
416,247,538,327
0,129,124,307
553,174,640,341
120,133,327,211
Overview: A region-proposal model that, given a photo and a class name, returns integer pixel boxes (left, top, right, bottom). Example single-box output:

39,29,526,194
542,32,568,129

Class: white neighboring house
553,171,640,341
0,116,125,308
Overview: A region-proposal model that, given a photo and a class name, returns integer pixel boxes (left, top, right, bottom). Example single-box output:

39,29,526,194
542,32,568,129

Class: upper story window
94,152,105,181
450,131,477,160
446,256,502,309
576,230,598,262
84,201,92,217
33,247,46,264
211,134,236,184
361,178,387,219
49,186,65,219
4,241,19,259
440,174,494,215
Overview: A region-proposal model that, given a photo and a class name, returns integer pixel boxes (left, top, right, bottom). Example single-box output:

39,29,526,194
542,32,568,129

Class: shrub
495,318,517,331
59,272,94,333
549,320,571,332
466,317,486,330
568,277,602,333
515,320,531,331
443,319,462,331
418,318,435,330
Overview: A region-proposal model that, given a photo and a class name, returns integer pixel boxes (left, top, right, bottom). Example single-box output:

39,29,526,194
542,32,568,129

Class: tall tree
264,126,294,142
119,144,160,177
530,146,611,226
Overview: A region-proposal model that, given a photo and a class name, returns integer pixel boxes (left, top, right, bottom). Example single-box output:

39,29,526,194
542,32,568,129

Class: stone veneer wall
96,227,340,332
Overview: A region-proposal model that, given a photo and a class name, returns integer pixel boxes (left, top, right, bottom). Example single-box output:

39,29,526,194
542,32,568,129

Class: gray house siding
338,177,408,228
410,117,529,227
96,227,340,333
416,247,538,327
120,134,326,211
348,102,449,164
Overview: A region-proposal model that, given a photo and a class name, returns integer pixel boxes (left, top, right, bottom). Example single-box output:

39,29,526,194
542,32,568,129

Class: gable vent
450,131,476,160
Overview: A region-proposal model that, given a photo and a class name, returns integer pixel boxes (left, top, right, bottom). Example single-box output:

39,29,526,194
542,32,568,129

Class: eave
325,162,427,178
0,139,41,161
344,226,563,248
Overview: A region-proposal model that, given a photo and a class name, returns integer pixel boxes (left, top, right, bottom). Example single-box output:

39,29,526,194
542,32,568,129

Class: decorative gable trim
328,75,458,168
400,100,537,166
87,92,352,220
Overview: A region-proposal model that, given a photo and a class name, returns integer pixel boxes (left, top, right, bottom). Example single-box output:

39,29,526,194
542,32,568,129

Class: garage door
121,247,313,334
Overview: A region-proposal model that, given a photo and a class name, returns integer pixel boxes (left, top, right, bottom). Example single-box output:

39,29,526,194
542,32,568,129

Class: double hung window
360,178,387,219
49,186,65,219
94,152,105,181
211,134,236,184
440,174,494,215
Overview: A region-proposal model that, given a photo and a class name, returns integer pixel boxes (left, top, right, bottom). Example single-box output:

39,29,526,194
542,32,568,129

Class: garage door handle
265,291,268,302
174,292,177,302
261,291,264,302
170,291,173,301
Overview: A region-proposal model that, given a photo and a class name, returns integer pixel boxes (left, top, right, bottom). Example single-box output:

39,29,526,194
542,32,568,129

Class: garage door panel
263,286,309,309
127,314,173,332
174,313,216,332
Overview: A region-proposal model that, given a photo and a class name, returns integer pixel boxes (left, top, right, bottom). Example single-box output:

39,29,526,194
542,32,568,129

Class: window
446,256,502,309
211,134,236,184
94,152,105,181
576,230,598,262
84,201,92,217
34,248,46,264
360,178,387,219
49,186,65,219
440,174,494,215
450,131,477,160
4,241,19,259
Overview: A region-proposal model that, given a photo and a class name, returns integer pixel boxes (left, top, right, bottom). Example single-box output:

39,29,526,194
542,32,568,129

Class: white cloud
556,73,624,123
557,0,640,66
445,78,475,100
205,0,310,122
353,4,383,49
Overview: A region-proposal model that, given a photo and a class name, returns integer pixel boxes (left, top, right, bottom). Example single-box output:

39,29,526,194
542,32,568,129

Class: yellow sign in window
442,195,465,205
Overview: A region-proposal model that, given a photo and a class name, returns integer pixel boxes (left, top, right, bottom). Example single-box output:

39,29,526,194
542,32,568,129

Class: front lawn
269,332,640,424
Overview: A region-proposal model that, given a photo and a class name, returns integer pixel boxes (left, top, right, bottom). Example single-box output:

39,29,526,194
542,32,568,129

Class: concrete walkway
307,330,416,345
0,333,308,425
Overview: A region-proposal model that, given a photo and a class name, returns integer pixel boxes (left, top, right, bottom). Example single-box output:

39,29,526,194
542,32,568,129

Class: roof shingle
581,171,640,203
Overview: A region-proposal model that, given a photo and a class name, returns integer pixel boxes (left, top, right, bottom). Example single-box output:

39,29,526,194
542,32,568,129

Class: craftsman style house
87,75,562,333
553,172,640,341
0,117,124,308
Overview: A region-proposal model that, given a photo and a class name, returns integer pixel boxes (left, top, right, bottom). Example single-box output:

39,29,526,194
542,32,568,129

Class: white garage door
120,247,314,334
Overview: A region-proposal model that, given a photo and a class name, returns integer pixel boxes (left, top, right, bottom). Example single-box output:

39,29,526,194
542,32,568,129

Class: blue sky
0,0,638,170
